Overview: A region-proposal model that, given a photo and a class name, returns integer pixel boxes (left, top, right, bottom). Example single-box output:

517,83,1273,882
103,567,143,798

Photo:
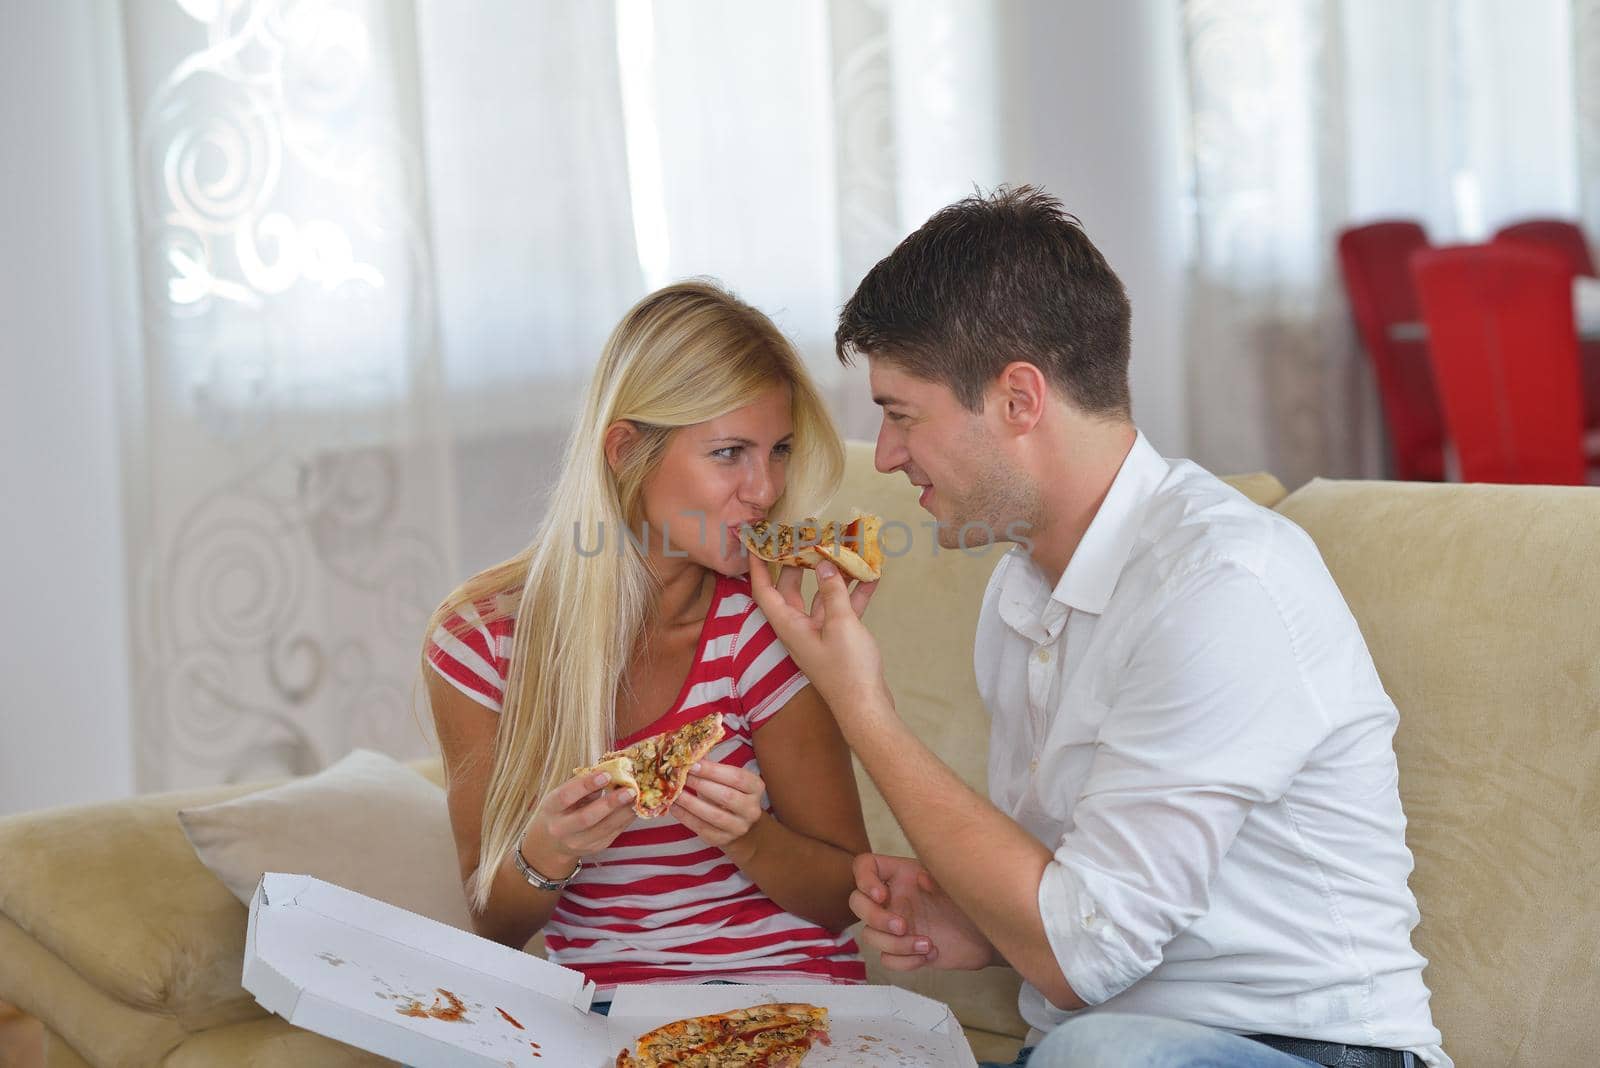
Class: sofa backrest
1278,477,1600,1067
838,441,1599,1064
833,443,1006,852
830,442,1029,1036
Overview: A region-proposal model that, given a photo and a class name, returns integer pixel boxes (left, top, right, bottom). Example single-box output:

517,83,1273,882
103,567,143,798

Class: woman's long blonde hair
423,280,843,913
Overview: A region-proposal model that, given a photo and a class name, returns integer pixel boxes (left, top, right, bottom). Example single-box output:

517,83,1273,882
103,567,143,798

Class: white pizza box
244,873,606,1065
244,873,978,1068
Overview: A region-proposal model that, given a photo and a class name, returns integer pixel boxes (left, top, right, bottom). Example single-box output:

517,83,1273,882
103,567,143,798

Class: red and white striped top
425,572,865,991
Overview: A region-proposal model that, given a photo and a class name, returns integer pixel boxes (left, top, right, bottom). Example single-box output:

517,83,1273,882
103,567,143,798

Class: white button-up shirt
976,433,1450,1065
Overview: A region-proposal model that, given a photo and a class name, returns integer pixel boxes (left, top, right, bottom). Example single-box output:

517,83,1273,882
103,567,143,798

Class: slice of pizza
621,1004,830,1067
740,512,884,582
574,711,725,819
639,1037,815,1068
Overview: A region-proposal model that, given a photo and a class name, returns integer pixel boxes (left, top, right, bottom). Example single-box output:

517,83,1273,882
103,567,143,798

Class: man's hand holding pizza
748,557,887,724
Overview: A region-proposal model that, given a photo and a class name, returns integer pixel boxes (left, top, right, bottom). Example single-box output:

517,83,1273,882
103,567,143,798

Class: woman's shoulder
441,589,518,629
425,592,518,712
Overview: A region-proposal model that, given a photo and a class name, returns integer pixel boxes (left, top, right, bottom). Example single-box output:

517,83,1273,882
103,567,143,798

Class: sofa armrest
0,757,448,1032
0,775,298,1029
0,910,190,1066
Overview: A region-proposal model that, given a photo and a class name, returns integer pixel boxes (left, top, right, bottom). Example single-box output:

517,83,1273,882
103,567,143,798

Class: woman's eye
772,442,794,458
712,446,742,461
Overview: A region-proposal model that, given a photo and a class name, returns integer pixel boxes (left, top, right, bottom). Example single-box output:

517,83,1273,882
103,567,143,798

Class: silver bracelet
512,844,582,892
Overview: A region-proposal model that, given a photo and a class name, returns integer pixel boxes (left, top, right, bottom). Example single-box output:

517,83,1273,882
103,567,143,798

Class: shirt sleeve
424,605,508,713
1037,561,1332,1005
731,605,810,731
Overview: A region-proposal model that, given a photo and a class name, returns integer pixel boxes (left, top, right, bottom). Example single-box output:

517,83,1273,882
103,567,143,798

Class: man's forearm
837,685,1086,1009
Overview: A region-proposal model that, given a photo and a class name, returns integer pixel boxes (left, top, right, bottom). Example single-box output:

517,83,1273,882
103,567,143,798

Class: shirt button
1035,648,1052,663
1028,758,1040,773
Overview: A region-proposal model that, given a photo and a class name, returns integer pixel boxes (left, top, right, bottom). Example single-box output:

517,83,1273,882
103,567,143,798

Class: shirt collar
997,431,1168,640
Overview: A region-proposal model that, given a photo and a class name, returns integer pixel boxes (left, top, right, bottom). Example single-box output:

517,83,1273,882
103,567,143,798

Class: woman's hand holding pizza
674,760,766,851
521,768,638,874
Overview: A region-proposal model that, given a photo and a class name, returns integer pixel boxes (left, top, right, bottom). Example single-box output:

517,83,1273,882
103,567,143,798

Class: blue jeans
980,1045,1037,1068
981,1013,1375,1068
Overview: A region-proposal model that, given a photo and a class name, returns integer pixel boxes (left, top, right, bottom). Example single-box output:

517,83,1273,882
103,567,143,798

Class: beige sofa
4,442,1598,1066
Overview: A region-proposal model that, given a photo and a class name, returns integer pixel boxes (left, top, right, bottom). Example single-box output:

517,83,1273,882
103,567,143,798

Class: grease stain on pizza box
245,873,977,1067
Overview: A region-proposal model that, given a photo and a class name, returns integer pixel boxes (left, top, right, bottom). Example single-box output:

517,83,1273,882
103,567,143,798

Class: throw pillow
177,748,473,932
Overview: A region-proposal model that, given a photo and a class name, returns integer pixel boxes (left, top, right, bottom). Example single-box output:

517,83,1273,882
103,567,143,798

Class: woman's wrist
517,826,580,879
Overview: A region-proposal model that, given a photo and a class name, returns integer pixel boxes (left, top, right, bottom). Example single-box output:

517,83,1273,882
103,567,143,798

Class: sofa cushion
834,442,1005,858
41,1027,91,1068
0,778,281,1027
1222,470,1288,509
0,757,464,1030
0,910,189,1066
162,1016,393,1067
178,748,471,931
1277,477,1600,1066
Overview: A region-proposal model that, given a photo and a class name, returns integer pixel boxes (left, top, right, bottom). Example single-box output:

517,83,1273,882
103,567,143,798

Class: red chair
1337,221,1447,480
1493,219,1600,430
1493,219,1596,278
1411,243,1587,485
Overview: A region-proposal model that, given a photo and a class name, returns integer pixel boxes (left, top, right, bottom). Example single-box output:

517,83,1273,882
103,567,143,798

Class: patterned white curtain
109,0,994,793
619,0,1000,441
825,0,1003,438
119,0,463,788
1182,0,1584,488
1183,0,1358,489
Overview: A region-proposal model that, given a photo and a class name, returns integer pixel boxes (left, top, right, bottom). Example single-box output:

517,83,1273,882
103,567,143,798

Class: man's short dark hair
836,185,1132,417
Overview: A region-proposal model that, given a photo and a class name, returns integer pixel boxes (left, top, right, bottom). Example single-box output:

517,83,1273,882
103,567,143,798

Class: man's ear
603,420,640,474
995,361,1048,434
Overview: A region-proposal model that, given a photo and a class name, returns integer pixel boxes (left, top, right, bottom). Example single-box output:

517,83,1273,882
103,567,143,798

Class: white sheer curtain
413,0,643,579
109,0,998,792
118,0,646,790
119,0,464,788
621,1,841,388
417,0,642,437
1183,0,1584,488
1577,0,1600,241
619,0,1002,441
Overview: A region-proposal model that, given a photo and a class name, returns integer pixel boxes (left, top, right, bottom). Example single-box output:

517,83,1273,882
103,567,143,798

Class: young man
748,188,1449,1068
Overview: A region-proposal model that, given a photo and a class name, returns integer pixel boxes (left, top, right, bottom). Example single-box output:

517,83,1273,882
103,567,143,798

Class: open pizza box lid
245,873,978,1067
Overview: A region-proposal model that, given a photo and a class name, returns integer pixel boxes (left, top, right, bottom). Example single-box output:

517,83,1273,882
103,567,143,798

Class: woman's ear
603,421,640,474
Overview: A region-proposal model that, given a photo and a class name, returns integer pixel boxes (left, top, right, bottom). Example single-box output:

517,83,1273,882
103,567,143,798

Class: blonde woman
422,281,871,1005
